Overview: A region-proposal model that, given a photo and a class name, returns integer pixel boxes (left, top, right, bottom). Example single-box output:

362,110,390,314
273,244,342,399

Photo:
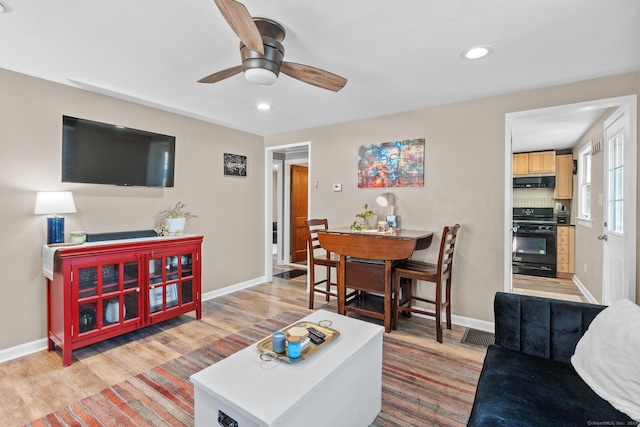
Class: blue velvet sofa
467,292,635,426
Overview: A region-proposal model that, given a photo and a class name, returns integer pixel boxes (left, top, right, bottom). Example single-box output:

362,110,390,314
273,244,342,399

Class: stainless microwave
513,175,556,189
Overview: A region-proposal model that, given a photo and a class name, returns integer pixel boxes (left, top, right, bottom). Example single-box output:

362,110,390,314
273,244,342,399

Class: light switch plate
332,183,342,192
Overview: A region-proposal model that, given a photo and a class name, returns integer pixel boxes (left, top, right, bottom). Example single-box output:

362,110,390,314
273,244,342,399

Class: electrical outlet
332,183,342,192
584,263,587,273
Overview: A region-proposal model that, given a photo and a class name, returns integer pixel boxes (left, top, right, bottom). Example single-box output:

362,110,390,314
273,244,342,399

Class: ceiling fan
198,0,347,92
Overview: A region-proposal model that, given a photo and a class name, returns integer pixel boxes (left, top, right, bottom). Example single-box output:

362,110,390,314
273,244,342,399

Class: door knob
597,235,608,241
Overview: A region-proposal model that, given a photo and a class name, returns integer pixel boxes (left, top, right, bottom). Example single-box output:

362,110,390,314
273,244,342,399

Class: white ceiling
0,0,638,145
511,107,609,153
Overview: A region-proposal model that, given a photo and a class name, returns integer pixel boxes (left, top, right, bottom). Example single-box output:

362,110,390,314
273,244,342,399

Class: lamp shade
376,192,395,214
34,191,77,215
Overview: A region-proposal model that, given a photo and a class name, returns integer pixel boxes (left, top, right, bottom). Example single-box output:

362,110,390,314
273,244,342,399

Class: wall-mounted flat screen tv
62,116,176,187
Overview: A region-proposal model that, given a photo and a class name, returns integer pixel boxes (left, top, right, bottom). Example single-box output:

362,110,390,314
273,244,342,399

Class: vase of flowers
351,203,375,231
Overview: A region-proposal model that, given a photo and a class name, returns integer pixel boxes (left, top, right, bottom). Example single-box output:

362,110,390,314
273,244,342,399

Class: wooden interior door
290,164,308,263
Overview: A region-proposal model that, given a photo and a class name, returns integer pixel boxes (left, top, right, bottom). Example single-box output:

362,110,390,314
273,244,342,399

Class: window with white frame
578,143,592,220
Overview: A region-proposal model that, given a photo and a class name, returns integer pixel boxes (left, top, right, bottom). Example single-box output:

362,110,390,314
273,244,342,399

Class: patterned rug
27,312,482,427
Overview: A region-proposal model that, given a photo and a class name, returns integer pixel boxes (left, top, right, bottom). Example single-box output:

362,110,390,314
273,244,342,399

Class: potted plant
351,203,375,231
155,201,197,236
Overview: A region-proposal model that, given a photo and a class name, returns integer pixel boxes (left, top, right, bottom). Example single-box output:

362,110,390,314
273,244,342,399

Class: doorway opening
504,95,637,304
265,142,310,281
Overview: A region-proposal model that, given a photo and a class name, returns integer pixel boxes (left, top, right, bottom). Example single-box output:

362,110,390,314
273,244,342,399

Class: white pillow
571,299,640,422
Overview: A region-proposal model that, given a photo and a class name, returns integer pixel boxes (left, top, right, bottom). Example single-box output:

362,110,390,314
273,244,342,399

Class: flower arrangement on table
350,203,375,231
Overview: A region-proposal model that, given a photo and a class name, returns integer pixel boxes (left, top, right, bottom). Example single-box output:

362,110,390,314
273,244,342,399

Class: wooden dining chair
393,224,460,343
305,219,340,309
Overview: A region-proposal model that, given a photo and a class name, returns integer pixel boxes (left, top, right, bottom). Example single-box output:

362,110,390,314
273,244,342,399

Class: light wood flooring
512,273,588,302
0,264,487,426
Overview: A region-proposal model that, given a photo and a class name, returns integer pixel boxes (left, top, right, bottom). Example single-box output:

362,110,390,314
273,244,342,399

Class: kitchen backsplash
513,188,572,216
513,188,555,207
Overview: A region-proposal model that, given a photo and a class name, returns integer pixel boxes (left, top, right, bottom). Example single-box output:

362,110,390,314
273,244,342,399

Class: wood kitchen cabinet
46,235,203,366
554,154,573,199
529,151,556,173
512,153,530,175
557,226,574,279
512,151,556,175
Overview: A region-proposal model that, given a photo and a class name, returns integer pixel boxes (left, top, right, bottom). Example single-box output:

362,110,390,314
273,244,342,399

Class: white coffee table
190,309,384,427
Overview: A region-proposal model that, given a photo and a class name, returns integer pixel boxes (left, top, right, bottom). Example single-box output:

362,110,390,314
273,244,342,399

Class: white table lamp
376,192,395,215
376,192,397,228
34,191,77,244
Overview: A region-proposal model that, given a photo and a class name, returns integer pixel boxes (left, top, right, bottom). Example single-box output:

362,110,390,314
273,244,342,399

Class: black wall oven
512,208,557,277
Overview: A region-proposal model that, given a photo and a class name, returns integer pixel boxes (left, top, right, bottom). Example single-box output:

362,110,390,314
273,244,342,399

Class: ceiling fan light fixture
462,45,493,60
244,68,278,85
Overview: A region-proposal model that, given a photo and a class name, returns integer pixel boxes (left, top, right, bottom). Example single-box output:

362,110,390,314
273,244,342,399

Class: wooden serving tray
257,321,340,363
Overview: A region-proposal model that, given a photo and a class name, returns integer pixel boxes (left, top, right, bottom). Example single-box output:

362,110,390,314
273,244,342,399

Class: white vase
105,300,126,323
166,217,187,235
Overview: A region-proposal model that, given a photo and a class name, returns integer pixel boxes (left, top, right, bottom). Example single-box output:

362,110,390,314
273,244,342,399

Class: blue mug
272,331,286,353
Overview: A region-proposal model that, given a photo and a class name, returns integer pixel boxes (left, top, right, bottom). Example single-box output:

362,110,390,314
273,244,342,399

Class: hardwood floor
0,264,487,426
512,273,588,302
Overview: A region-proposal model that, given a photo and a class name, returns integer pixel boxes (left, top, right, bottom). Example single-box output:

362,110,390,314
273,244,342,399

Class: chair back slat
305,219,331,258
437,224,460,278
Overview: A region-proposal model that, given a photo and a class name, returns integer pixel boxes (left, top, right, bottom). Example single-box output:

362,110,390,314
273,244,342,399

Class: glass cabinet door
147,250,197,316
73,256,141,337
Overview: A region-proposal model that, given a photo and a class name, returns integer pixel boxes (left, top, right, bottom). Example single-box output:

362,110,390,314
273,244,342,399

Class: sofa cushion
571,299,640,421
494,292,605,363
467,345,633,426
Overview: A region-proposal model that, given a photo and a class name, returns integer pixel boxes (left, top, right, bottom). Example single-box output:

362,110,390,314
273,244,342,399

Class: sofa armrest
494,292,606,363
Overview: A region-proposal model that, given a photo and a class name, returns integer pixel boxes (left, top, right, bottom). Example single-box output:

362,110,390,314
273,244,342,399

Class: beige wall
0,68,264,351
265,72,640,322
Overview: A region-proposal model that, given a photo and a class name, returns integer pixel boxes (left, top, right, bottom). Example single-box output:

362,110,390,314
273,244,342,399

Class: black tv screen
62,116,176,187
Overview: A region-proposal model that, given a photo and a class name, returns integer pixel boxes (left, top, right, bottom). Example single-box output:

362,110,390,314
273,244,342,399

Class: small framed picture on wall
223,153,247,176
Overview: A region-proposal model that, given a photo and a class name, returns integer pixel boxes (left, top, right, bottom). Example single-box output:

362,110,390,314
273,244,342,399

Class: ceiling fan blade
198,65,243,84
214,0,264,55
280,62,347,92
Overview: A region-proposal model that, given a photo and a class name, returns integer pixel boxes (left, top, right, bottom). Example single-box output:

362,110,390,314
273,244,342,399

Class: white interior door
602,107,636,304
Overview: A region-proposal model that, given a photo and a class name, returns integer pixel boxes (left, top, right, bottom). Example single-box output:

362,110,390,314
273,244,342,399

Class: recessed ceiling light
257,103,271,110
461,45,493,60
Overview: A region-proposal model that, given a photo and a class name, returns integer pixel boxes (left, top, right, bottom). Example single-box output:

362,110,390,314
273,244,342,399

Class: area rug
27,312,482,427
273,269,307,280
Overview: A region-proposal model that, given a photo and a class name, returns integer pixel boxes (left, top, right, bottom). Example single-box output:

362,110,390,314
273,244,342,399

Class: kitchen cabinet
46,235,203,366
528,151,556,174
554,154,573,199
512,151,556,175
512,153,529,175
557,226,574,279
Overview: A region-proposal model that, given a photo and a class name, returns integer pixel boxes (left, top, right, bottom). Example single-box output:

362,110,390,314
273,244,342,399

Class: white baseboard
0,338,49,365
408,310,494,333
201,276,266,301
573,275,599,304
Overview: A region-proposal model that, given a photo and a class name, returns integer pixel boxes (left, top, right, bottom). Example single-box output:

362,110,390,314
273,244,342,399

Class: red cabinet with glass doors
46,235,203,366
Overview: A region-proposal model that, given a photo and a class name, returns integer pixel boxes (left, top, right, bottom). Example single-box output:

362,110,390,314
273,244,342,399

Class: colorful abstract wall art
357,139,424,188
